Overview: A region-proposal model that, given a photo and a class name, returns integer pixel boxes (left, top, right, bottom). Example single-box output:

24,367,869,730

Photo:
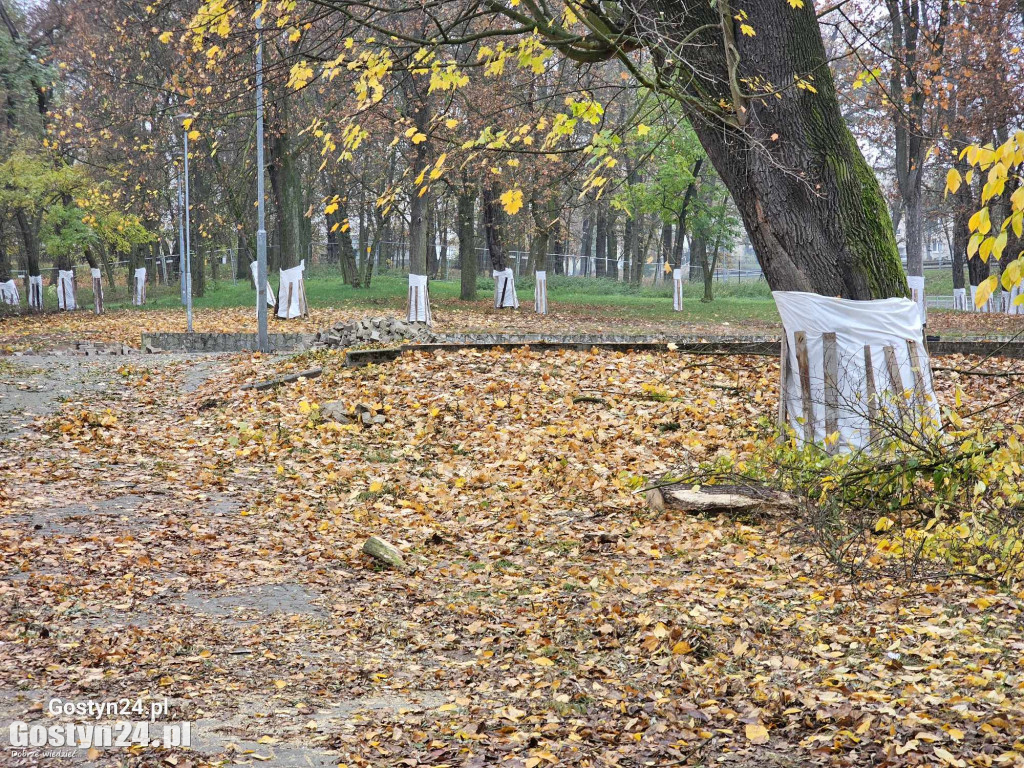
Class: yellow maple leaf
745,723,769,744
740,23,756,36
636,124,650,137
158,30,174,44
499,188,523,215
788,0,804,7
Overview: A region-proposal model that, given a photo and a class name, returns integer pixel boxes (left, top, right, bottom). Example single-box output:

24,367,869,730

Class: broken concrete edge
344,338,1024,366
140,331,1024,362
239,368,323,391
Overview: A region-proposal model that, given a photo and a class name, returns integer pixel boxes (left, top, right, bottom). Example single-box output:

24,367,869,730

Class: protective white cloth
28,275,43,310
1006,282,1023,316
57,270,76,311
407,273,432,324
617,257,625,281
534,270,547,315
91,268,103,313
588,256,596,276
672,268,684,311
133,267,147,305
0,279,19,306
277,259,306,319
493,268,519,309
249,261,276,307
953,287,967,312
773,291,939,452
970,283,996,313
907,275,926,324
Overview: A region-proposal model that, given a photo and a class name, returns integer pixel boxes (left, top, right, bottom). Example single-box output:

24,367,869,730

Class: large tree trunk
626,1,906,299
482,185,508,272
594,204,607,277
268,93,309,272
456,185,477,300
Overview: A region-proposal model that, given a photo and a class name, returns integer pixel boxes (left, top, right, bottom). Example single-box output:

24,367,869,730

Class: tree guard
407,273,432,324
673,268,684,311
57,270,77,311
774,292,939,452
534,270,547,315
617,257,625,281
28,275,43,310
906,275,925,324
1,279,19,307
493,268,519,309
1005,284,1023,316
953,287,967,312
249,261,276,307
91,268,103,314
277,260,308,319
133,267,147,306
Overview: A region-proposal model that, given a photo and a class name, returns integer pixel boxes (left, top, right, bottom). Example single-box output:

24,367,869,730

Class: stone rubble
312,316,440,349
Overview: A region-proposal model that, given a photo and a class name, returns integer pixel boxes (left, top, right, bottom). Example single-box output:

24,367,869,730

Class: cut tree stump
646,483,796,516
362,536,407,570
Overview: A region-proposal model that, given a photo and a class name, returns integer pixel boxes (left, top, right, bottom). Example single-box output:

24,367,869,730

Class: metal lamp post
175,112,195,333
254,7,269,352
177,165,186,305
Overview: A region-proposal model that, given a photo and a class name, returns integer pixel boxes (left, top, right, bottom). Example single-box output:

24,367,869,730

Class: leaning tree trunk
626,0,907,299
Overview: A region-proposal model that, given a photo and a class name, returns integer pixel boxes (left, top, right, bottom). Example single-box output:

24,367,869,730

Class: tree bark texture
619,0,907,299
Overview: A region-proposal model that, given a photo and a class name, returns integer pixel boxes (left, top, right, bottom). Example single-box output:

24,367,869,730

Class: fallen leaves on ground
1,336,1024,767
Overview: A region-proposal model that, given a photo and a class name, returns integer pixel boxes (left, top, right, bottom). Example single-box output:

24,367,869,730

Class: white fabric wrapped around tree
91,268,103,314
57,270,77,311
672,268,684,311
249,261,276,307
28,275,43,310
953,287,967,311
617,257,625,281
906,275,926,324
1,279,19,306
969,284,997,313
133,267,147,306
1005,283,1023,316
774,291,939,452
277,259,307,319
534,270,548,315
493,268,519,309
407,273,432,324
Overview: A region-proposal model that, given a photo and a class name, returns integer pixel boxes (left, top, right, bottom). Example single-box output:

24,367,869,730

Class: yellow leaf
975,275,998,308
788,0,804,6
158,31,174,44
531,657,555,666
410,132,427,144
636,124,651,137
875,517,895,532
945,168,961,196
273,679,287,689
188,130,200,141
369,480,383,493
498,189,523,215
445,118,459,129
745,723,769,744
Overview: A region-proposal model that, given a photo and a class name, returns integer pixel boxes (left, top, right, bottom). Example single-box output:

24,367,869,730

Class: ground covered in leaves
2,317,1024,767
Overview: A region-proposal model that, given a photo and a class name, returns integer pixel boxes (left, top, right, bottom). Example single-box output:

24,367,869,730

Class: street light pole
177,167,186,305
176,112,195,334
254,6,269,352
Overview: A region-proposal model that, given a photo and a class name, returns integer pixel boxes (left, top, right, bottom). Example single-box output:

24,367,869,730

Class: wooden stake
906,339,927,426
883,344,906,422
777,332,790,429
823,331,839,451
794,331,813,443
863,345,878,444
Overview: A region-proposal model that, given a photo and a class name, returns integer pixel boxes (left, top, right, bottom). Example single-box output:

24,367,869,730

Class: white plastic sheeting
907,275,926,324
277,260,307,319
1005,283,1023,316
28,275,43,310
953,287,967,311
249,261,276,307
91,268,103,314
493,268,519,309
1,279,19,306
534,270,548,315
57,270,77,311
672,268,684,311
133,267,147,306
970,284,997,313
407,273,432,324
774,291,939,452
617,258,624,281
